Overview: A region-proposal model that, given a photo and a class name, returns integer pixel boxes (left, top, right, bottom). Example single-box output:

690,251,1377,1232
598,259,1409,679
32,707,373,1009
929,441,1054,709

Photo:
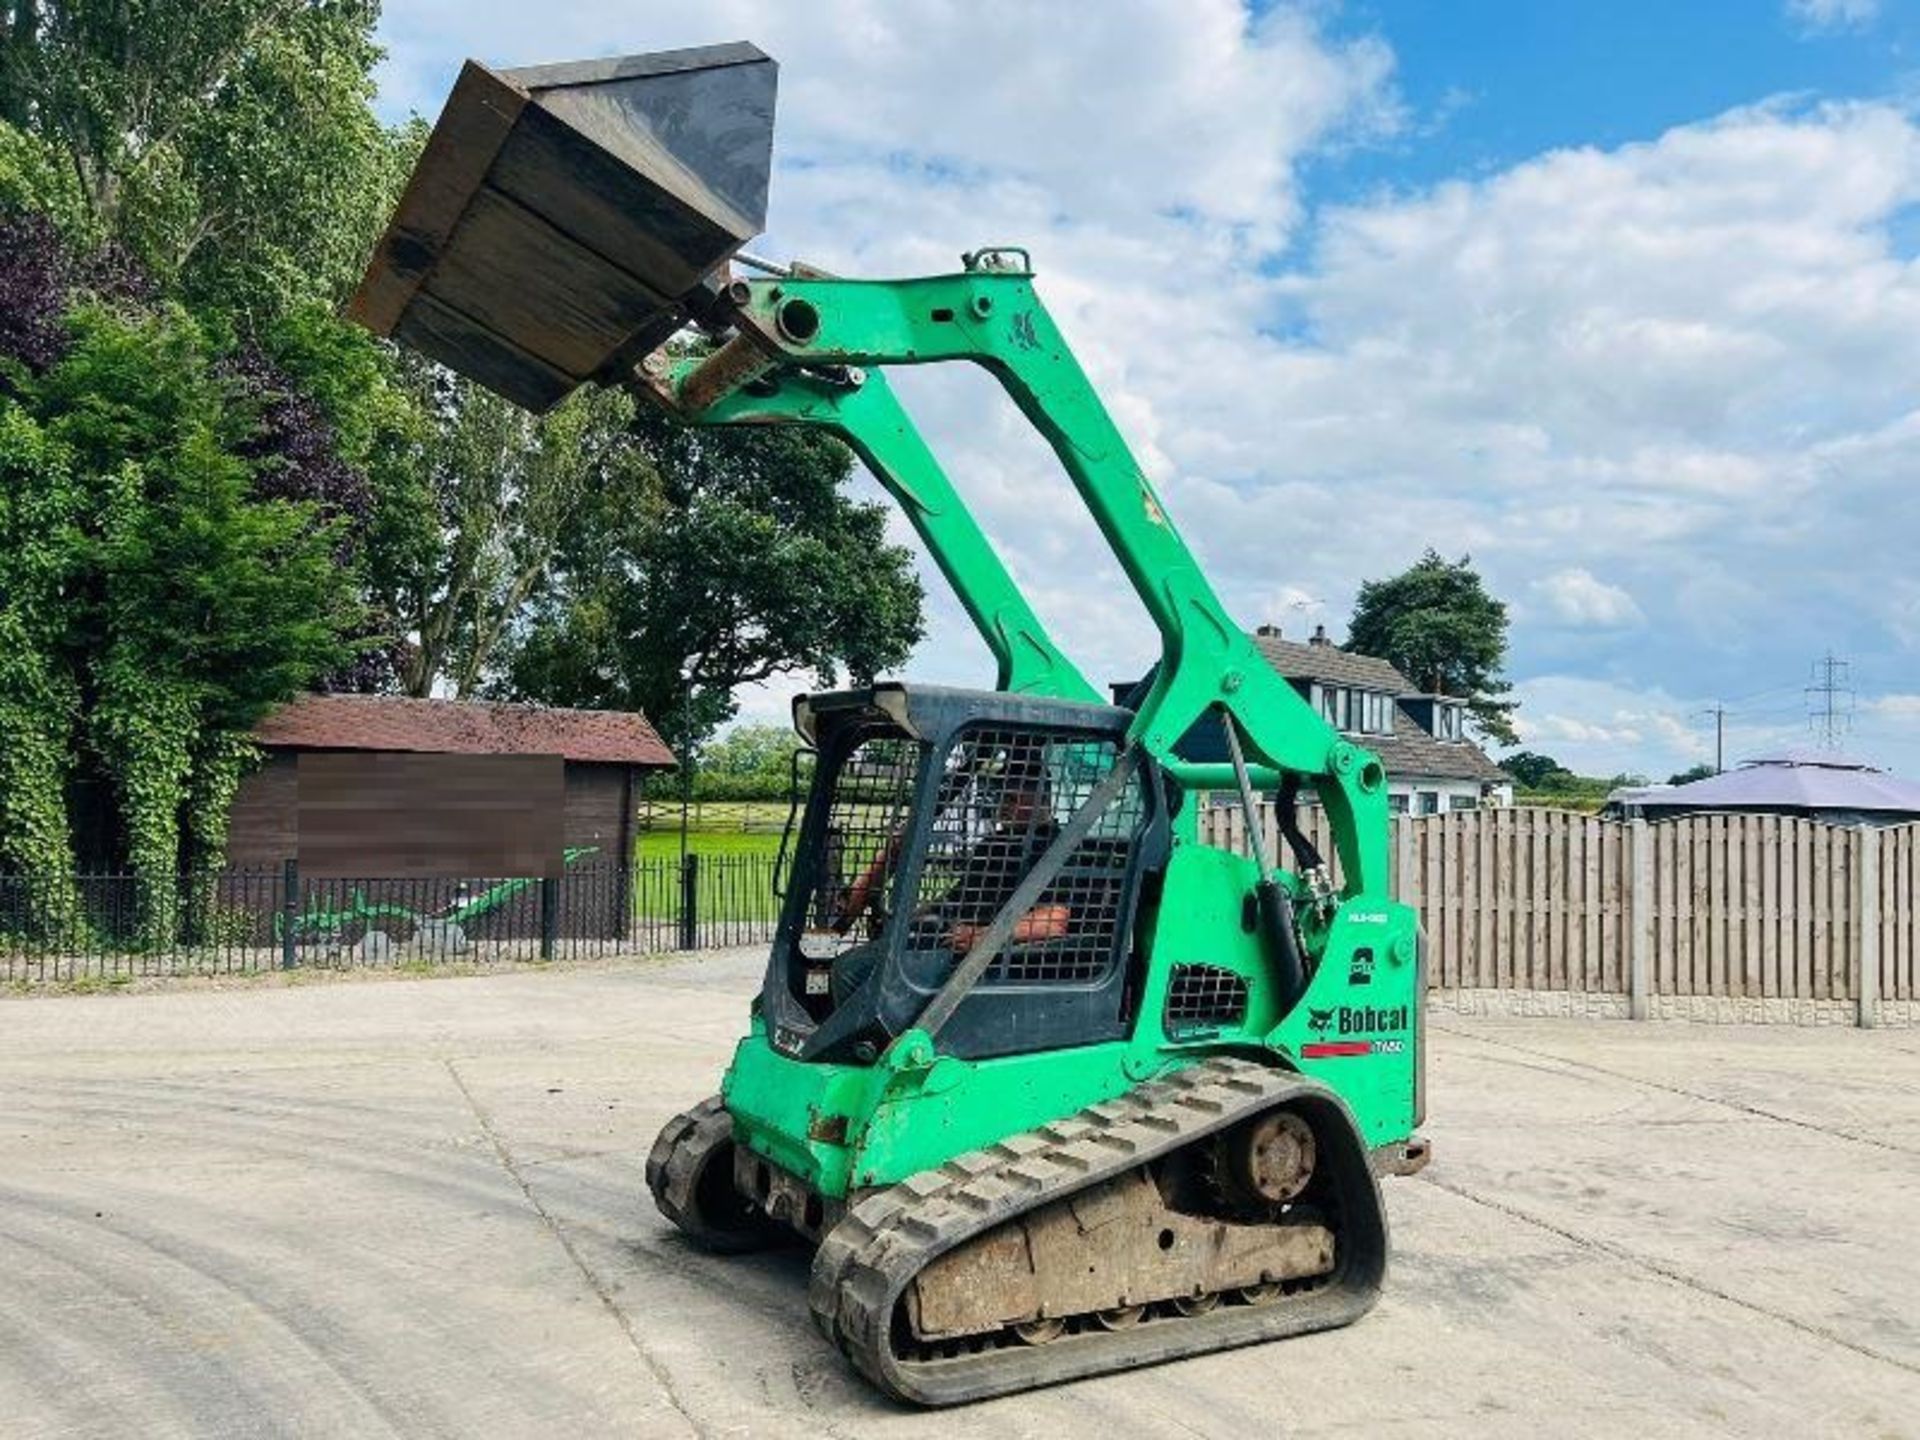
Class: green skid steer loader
351,42,1428,1405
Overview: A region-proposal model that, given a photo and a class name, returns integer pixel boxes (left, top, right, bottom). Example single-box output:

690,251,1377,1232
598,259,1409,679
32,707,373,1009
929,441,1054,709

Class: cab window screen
801,728,922,958
907,729,1144,985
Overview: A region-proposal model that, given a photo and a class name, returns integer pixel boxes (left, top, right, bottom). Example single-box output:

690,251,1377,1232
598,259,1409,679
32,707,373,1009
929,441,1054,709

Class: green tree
502,410,924,752
359,371,654,699
1348,550,1519,746
0,404,87,935
1501,750,1573,790
689,722,802,800
1,294,360,937
1667,762,1716,785
703,723,801,780
0,0,413,320
0,0,415,937
0,119,89,234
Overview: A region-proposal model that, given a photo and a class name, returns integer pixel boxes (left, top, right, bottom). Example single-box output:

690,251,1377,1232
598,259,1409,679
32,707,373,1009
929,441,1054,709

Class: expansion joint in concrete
440,1057,711,1440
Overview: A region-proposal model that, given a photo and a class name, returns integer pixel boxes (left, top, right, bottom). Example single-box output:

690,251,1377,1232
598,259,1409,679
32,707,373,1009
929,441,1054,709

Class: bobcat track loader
351,42,1428,1405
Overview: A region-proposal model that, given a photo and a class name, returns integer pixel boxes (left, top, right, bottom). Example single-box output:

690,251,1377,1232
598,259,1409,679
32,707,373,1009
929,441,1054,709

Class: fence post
679,852,700,950
280,857,299,970
1858,825,1880,1029
1629,819,1651,1020
539,875,558,962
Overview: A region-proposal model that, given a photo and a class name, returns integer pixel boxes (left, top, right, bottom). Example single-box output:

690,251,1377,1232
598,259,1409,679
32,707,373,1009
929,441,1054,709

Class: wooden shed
228,695,676,943
233,694,676,868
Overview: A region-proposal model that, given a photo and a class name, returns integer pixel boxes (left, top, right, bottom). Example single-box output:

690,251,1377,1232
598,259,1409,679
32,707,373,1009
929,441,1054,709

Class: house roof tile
1251,631,1411,692
1247,630,1506,786
1371,708,1509,783
252,694,677,768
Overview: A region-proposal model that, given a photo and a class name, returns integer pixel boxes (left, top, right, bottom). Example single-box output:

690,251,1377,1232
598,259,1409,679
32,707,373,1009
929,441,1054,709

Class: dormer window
1399,694,1468,741
1314,685,1394,737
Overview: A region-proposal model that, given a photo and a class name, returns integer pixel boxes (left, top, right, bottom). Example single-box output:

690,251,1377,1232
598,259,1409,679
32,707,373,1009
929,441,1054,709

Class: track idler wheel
1219,1109,1317,1211
646,1096,780,1254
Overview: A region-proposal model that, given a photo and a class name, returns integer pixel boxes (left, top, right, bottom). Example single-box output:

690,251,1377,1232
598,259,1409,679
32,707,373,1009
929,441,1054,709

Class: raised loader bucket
348,43,777,411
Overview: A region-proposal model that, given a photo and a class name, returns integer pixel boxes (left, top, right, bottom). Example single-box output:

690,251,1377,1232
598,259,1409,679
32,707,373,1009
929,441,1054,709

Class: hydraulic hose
1222,710,1310,1011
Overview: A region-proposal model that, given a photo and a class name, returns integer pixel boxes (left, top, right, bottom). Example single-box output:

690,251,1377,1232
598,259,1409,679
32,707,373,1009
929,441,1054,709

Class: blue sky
374,1,1920,780
1313,2,1918,198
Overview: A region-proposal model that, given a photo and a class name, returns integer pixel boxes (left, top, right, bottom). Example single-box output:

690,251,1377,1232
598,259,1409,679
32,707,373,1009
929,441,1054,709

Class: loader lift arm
645,263,1391,898
687,366,1100,705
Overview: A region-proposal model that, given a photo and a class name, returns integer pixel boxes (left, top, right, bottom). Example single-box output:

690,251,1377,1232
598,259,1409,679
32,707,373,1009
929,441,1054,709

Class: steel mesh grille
802,729,922,957
1164,963,1249,1034
909,727,1144,986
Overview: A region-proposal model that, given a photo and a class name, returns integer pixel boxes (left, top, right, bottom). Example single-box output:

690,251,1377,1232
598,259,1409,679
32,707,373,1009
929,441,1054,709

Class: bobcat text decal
1300,1003,1409,1059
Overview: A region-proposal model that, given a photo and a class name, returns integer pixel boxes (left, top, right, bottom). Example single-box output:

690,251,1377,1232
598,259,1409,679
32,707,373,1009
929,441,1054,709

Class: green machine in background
353,42,1427,1405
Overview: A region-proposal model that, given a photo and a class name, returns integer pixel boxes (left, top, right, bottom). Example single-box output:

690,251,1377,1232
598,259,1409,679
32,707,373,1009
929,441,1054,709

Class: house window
1388,793,1410,814
1452,793,1478,812
1435,704,1464,741
1317,686,1393,737
1415,790,1440,815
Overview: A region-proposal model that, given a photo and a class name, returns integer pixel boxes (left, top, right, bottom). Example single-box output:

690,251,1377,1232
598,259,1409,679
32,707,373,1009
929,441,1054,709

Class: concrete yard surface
2,951,1917,1439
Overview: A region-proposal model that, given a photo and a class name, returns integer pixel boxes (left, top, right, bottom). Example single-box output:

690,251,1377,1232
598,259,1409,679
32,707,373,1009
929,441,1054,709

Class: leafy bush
0,219,367,941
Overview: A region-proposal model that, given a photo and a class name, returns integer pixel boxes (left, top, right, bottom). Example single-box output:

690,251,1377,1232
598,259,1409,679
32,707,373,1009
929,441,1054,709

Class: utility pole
1697,703,1726,773
1805,652,1854,750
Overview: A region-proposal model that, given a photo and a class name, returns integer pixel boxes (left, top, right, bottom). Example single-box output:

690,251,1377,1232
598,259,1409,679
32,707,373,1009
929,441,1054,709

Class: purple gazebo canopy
1632,751,1920,816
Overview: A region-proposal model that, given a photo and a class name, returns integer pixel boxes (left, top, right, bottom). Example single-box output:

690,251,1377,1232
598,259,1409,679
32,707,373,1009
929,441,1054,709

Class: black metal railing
0,856,781,982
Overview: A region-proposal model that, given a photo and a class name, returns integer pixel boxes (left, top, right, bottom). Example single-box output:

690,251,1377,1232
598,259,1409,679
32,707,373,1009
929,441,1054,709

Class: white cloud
375,5,1920,780
376,0,1397,246
1885,579,1920,650
1785,0,1880,33
1533,568,1645,628
1509,677,1724,778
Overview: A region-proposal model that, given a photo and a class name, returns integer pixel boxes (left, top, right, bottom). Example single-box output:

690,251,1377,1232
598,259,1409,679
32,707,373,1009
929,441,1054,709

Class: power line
1736,702,1821,722
1718,679,1804,706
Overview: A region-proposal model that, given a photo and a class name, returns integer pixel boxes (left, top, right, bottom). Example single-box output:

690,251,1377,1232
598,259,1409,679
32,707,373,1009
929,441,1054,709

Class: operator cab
765,683,1169,1064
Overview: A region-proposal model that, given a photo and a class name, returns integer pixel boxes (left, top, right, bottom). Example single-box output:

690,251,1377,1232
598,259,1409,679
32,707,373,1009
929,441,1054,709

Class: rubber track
807,1055,1389,1405
646,1096,777,1255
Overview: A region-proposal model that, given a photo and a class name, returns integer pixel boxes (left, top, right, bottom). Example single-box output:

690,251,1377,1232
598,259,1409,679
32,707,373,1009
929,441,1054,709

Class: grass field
632,827,783,925
634,827,783,862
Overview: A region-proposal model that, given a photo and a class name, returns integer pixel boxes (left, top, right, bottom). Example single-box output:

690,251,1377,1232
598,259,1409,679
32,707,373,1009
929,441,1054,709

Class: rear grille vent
1164,964,1249,1035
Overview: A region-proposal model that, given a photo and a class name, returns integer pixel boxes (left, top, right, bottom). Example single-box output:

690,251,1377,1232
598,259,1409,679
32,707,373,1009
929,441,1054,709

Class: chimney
1255,622,1282,638
1309,623,1331,648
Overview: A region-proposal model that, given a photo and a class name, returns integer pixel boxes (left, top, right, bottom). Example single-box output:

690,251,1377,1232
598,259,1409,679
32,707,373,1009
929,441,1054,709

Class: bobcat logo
1307,1007,1336,1036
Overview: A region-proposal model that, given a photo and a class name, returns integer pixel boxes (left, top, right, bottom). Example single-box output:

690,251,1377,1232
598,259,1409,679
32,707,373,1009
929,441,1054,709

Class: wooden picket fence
1200,804,1919,1021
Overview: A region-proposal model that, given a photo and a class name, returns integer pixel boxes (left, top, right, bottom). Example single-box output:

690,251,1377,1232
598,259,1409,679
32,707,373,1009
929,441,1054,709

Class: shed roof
254,694,676,768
